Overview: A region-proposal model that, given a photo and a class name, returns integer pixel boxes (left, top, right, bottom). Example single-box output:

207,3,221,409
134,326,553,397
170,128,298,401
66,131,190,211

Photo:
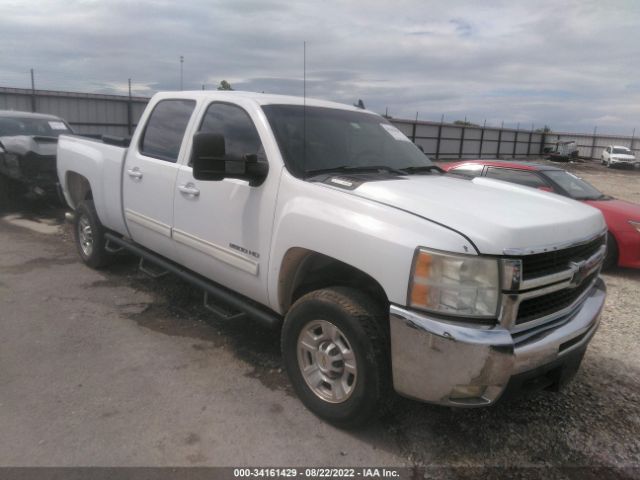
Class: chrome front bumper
389,277,606,406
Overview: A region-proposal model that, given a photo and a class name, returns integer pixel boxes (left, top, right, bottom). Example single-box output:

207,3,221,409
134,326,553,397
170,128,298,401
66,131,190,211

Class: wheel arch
278,247,389,314
65,171,93,209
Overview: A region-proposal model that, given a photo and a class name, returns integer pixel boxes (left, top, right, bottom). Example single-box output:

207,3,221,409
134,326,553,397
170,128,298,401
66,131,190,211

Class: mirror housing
191,132,268,186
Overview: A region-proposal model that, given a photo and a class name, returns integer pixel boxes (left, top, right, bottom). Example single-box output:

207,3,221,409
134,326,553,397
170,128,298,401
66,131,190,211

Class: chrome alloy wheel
77,214,94,257
297,319,357,403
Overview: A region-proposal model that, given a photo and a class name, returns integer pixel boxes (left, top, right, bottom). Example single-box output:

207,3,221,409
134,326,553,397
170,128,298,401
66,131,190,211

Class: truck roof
0,110,63,120
152,90,376,115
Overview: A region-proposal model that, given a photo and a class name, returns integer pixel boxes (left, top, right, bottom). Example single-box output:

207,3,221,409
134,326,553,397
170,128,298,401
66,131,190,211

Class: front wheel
73,200,112,268
281,287,391,428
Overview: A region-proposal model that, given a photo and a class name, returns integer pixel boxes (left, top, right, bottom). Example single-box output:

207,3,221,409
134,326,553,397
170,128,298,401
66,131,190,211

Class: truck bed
57,134,129,236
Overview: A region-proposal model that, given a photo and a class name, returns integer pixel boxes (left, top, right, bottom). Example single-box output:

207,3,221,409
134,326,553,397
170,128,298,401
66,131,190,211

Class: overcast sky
1,0,638,133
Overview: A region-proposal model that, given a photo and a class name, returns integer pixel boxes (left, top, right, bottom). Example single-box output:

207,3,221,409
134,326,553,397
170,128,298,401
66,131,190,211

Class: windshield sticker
380,123,410,142
350,122,361,130
48,121,68,130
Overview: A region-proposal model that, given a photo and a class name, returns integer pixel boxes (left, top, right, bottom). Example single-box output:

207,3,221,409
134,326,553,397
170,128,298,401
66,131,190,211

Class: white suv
601,145,638,168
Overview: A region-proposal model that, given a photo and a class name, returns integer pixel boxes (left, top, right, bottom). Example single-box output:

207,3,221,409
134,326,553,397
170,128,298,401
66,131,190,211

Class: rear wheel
281,287,391,428
73,200,112,268
603,232,618,270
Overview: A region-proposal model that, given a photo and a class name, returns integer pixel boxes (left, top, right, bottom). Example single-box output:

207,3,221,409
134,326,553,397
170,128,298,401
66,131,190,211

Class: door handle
178,184,200,196
127,168,143,179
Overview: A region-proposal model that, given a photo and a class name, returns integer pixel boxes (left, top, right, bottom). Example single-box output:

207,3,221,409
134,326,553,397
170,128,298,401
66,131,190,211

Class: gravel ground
1,159,639,475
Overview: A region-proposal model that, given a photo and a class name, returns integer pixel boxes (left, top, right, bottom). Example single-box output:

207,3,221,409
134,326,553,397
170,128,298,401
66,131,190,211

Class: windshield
261,105,432,177
544,170,604,200
0,116,71,137
612,147,631,154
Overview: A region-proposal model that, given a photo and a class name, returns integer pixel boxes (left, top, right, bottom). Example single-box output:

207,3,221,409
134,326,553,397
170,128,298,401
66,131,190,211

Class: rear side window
140,99,196,162
485,167,548,188
198,102,263,161
450,164,484,177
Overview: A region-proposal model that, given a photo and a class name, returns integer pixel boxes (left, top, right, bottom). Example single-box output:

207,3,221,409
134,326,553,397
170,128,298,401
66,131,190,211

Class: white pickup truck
57,91,607,427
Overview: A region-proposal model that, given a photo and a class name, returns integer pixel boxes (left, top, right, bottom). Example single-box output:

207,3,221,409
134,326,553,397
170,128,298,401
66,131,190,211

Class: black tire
0,175,9,209
73,200,112,269
281,287,391,428
0,175,19,211
603,232,618,270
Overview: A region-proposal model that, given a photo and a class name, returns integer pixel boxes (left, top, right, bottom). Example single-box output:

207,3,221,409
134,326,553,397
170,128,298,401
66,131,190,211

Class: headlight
409,248,499,318
629,221,640,233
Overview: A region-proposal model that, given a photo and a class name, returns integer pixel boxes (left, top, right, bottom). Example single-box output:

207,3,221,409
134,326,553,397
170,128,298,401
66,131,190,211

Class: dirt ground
0,159,639,474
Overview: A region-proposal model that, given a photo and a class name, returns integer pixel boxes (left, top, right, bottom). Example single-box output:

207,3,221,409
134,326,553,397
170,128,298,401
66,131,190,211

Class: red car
443,160,640,269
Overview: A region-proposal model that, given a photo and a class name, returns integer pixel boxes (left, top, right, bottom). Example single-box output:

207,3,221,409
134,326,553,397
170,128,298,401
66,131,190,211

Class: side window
450,164,484,178
485,167,548,188
140,99,196,162
198,103,263,162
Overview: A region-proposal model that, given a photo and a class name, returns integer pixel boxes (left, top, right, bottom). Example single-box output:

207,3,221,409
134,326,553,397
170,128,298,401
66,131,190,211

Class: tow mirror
191,132,268,186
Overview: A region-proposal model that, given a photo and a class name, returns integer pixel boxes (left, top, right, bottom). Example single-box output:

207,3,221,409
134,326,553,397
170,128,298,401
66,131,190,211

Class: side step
138,257,168,278
204,292,245,321
104,232,281,329
105,238,126,254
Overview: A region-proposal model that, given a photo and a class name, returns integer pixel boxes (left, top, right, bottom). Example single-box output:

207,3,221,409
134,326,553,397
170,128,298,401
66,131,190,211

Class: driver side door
172,101,279,305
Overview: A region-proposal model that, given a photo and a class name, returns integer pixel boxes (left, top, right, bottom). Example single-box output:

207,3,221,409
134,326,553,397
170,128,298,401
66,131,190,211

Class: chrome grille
500,233,606,330
515,272,598,325
519,234,606,280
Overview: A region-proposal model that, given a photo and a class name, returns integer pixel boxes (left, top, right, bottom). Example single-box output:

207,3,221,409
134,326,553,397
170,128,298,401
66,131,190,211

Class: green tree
535,125,552,133
217,80,234,91
453,120,480,127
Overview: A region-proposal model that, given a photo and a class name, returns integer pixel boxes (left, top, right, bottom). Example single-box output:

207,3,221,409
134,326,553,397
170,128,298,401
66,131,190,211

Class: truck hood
335,174,606,255
0,135,58,157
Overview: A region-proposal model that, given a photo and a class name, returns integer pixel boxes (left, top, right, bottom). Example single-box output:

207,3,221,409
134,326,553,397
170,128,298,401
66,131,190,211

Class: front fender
268,174,475,312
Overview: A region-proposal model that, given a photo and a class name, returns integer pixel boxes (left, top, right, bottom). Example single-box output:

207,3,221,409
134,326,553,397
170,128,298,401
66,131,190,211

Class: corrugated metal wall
0,86,637,159
0,87,148,136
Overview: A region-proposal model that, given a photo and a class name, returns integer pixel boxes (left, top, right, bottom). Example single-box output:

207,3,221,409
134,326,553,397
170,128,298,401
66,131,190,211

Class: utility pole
180,55,184,90
127,78,133,135
30,68,36,112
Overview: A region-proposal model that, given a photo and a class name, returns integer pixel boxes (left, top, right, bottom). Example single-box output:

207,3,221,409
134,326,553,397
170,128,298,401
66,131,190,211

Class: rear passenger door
123,98,197,260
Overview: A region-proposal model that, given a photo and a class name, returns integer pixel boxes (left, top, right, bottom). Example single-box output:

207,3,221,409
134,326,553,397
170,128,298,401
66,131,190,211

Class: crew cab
57,91,607,427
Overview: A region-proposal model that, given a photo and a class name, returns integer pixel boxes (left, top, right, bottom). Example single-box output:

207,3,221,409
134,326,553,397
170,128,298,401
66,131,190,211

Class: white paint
57,90,606,314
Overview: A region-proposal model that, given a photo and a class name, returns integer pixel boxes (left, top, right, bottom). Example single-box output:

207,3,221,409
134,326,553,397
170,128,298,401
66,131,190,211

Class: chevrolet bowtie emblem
568,259,590,287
